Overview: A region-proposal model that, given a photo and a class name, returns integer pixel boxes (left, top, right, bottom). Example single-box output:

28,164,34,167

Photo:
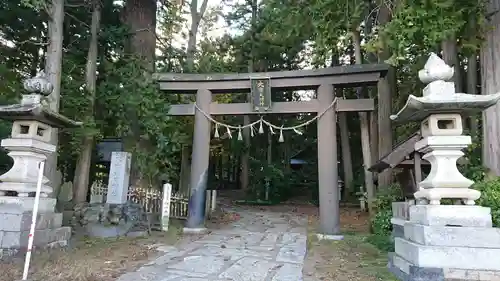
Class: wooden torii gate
154,64,388,235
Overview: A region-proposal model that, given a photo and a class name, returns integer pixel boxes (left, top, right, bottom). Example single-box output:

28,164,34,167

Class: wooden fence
89,181,217,228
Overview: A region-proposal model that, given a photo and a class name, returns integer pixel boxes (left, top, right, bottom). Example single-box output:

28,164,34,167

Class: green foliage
368,0,486,65
97,56,185,184
474,178,500,227
461,138,487,182
368,184,404,252
368,206,394,252
365,228,394,253
460,139,500,227
370,184,403,237
373,184,404,212
247,156,289,203
371,209,392,236
20,0,47,11
370,186,402,234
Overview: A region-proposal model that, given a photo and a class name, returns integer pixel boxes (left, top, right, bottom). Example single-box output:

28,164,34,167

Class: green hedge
474,178,500,227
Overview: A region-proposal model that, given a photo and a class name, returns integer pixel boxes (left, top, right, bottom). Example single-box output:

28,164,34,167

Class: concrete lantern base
389,205,500,280
0,202,70,259
389,253,500,281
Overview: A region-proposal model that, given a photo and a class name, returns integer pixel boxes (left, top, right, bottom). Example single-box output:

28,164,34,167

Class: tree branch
15,39,49,46
65,11,90,28
128,27,171,51
199,0,209,20
42,0,52,20
155,32,171,51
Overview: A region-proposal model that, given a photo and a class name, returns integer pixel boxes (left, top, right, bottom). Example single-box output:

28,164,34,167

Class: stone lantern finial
22,71,53,96
21,71,53,105
418,53,454,84
417,53,456,98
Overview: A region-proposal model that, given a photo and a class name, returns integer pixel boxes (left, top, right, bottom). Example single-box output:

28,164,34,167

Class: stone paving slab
272,263,303,281
218,257,279,281
193,234,230,244
117,209,308,281
276,245,307,264
260,233,280,246
224,232,265,246
188,244,275,261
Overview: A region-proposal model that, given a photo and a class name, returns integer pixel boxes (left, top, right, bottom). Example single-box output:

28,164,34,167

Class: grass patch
304,209,397,281
365,233,395,252
305,232,397,281
337,233,397,280
0,220,183,281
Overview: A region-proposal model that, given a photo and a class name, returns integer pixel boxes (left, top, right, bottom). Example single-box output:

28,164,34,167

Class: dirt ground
0,197,394,281
303,209,397,281
303,233,397,281
0,208,242,281
0,221,183,281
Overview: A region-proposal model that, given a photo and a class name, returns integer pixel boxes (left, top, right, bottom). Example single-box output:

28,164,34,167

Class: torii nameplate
250,77,271,112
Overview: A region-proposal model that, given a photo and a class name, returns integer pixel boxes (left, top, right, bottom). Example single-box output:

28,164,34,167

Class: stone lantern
388,53,500,280
0,72,81,257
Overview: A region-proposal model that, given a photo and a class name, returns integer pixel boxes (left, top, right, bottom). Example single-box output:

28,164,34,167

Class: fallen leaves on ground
207,208,241,227
0,224,183,281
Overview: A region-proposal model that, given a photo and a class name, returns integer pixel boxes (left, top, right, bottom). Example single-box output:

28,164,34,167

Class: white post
89,181,104,203
161,183,172,232
22,161,45,280
205,190,211,217
211,190,217,212
359,185,366,211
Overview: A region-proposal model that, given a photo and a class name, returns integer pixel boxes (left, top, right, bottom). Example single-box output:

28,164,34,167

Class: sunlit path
118,207,307,281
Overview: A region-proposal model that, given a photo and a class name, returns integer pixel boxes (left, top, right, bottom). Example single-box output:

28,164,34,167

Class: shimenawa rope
193,97,338,142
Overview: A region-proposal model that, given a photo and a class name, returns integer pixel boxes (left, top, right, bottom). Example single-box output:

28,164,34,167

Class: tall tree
352,27,375,213
43,0,65,191
123,0,157,67
441,34,462,92
467,13,479,137
241,0,258,192
376,0,395,187
186,0,209,71
481,0,500,176
72,0,101,203
122,0,157,188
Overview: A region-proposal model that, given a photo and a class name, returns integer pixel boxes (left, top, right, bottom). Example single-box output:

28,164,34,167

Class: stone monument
388,53,500,280
72,151,150,238
0,73,81,258
106,151,131,204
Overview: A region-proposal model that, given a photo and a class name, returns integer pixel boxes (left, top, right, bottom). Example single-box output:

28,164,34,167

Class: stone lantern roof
390,53,500,123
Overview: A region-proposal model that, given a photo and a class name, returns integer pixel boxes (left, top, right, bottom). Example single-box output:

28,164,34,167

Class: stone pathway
118,208,308,281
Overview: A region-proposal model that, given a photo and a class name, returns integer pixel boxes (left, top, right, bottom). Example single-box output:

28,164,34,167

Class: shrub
368,184,404,252
460,139,487,183
365,232,394,252
474,178,500,227
372,183,404,213
368,210,395,252
371,209,393,236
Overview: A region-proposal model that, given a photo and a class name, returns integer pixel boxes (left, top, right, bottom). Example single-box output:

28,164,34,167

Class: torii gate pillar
184,88,212,233
317,84,341,236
